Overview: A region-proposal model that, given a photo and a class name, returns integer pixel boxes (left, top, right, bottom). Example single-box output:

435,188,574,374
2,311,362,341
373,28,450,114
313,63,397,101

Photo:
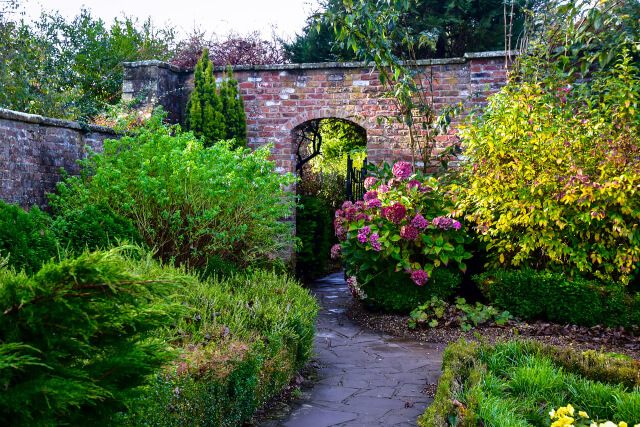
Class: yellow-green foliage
457,52,640,283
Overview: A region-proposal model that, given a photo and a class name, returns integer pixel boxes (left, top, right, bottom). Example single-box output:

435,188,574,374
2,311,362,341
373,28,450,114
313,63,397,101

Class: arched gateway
122,51,508,174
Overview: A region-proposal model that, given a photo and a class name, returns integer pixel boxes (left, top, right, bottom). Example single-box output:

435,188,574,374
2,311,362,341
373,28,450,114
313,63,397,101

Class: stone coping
123,50,519,74
0,108,117,135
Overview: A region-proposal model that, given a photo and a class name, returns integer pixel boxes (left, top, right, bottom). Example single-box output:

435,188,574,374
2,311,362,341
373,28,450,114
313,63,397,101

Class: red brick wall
125,52,510,174
0,109,116,209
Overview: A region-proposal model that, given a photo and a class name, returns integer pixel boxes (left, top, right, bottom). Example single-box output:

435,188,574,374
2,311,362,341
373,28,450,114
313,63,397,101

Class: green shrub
474,269,637,327
49,110,296,270
0,201,57,274
0,247,190,426
420,339,640,427
362,267,461,313
50,203,143,257
296,195,333,280
121,269,319,425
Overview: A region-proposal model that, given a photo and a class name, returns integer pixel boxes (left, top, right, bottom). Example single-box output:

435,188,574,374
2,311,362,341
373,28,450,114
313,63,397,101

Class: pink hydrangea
364,176,378,189
345,207,357,222
400,225,419,241
432,216,461,230
330,244,342,259
385,202,407,224
342,201,354,210
357,226,371,243
388,178,400,188
366,199,382,210
411,270,429,286
336,226,348,241
346,276,359,299
419,184,432,193
363,190,378,202
335,209,344,218
355,213,368,221
355,201,365,210
369,233,381,251
392,161,412,180
406,180,421,191
378,185,390,193
411,214,429,230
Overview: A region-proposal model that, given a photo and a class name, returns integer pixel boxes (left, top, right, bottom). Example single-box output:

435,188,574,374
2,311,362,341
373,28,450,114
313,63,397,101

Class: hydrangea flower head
392,161,413,179
378,185,390,193
364,176,378,189
363,190,378,202
406,180,421,191
366,199,382,210
412,214,429,230
342,201,354,210
411,270,429,286
385,202,407,224
400,225,419,241
369,233,381,251
330,244,342,259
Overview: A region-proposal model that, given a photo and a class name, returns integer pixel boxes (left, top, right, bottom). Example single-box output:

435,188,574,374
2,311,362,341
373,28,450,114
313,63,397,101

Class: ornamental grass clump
332,160,471,312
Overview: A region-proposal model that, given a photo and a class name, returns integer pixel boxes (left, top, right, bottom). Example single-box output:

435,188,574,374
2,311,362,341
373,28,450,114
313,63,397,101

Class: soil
345,299,640,361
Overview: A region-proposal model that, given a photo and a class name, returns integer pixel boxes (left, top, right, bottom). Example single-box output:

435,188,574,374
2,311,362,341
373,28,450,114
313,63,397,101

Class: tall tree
284,0,532,63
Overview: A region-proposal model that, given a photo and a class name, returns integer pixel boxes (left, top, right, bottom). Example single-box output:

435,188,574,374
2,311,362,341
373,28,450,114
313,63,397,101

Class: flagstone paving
261,272,446,427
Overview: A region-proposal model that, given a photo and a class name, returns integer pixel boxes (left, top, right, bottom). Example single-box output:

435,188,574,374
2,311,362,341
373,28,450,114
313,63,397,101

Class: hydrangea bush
332,161,472,310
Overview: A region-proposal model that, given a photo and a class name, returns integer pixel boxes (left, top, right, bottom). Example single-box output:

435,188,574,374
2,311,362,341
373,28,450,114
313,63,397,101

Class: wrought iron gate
345,154,367,202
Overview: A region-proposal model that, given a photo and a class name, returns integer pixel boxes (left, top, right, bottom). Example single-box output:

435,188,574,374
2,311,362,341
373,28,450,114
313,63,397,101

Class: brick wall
0,108,117,209
124,51,510,174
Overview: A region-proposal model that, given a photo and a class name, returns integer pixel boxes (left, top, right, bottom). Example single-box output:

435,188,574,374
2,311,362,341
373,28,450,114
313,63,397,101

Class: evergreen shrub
296,195,333,280
49,110,296,270
0,201,57,274
0,247,190,426
362,267,461,313
51,204,143,257
474,270,639,327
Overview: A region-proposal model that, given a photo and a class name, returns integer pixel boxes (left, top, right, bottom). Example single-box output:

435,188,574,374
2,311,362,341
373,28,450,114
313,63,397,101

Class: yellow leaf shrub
457,52,640,284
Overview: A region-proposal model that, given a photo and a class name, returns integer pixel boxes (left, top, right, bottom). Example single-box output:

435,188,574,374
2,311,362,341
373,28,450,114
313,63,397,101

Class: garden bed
346,300,640,361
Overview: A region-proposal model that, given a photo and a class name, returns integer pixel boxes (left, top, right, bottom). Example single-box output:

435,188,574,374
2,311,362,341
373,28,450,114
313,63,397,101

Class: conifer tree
221,66,247,149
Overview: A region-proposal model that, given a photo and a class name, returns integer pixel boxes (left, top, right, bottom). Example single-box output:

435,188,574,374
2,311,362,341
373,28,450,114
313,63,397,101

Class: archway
293,117,367,280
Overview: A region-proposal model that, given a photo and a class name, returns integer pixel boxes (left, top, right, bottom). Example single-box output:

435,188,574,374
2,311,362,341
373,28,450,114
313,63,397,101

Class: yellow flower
619,423,628,427
579,411,589,418
550,409,557,418
567,404,575,416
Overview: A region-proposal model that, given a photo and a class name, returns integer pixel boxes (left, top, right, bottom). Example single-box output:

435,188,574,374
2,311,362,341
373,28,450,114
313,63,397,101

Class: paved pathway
261,272,445,427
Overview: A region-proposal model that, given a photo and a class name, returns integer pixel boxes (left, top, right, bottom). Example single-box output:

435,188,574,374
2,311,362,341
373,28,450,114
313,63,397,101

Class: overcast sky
21,0,322,40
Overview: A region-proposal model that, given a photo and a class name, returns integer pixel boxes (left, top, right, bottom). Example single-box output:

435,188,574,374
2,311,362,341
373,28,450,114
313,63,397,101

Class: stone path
261,272,445,427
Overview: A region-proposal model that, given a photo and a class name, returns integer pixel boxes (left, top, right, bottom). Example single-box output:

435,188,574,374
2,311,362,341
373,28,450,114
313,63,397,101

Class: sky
20,0,322,40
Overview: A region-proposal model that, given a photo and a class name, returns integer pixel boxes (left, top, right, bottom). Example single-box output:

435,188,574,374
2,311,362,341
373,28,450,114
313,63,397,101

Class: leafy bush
360,267,461,313
474,269,639,327
420,339,640,427
408,296,511,331
296,195,333,279
50,110,296,270
0,247,189,426
0,201,57,274
457,34,640,284
333,160,471,312
51,204,143,257
120,269,319,425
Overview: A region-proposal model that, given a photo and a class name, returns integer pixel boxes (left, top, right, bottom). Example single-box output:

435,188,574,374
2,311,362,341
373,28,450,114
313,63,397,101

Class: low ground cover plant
332,160,472,312
421,339,640,427
50,110,296,271
408,297,512,331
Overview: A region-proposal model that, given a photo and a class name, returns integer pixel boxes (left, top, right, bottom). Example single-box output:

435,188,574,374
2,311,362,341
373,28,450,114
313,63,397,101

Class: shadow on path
261,272,445,427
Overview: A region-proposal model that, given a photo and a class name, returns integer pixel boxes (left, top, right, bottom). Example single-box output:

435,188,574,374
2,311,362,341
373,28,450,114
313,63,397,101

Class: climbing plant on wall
184,49,246,148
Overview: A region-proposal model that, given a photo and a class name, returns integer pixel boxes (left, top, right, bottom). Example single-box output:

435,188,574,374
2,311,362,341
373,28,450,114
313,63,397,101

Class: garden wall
123,52,510,174
0,108,116,209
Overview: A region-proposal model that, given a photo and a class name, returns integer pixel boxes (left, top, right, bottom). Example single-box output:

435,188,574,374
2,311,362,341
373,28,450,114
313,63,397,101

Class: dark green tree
284,0,532,63
185,52,247,148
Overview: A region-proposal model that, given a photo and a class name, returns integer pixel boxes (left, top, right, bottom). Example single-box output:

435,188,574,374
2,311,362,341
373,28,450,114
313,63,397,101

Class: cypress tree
185,52,246,148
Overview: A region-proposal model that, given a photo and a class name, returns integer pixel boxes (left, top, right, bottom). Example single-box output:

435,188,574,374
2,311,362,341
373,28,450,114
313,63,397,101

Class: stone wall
123,51,509,174
0,108,117,209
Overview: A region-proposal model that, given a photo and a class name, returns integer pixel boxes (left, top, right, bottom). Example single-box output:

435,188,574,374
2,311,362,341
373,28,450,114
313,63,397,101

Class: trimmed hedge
474,269,640,327
420,339,640,427
362,267,462,313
